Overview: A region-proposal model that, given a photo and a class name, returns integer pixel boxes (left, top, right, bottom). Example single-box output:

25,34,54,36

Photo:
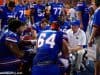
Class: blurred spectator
76,0,89,32
0,1,16,31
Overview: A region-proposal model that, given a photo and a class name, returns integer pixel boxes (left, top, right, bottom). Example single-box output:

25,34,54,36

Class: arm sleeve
93,9,100,26
5,33,18,44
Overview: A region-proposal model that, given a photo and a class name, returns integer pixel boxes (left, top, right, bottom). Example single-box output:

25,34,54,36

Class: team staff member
32,21,69,75
89,0,100,75
67,20,86,71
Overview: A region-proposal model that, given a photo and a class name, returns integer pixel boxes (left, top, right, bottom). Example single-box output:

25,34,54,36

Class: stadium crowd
0,0,100,75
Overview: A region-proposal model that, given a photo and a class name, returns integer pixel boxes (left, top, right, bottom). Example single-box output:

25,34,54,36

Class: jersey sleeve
76,2,84,12
5,33,19,44
93,9,100,26
62,32,68,41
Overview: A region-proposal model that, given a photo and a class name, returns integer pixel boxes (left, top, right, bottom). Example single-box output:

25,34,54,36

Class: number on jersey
38,33,56,48
53,7,62,15
19,10,24,18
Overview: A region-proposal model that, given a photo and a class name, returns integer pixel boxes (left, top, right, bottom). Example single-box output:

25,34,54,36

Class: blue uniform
0,5,16,29
32,4,45,23
60,21,71,33
93,7,100,62
49,2,64,22
76,1,89,32
15,4,28,22
33,22,50,33
32,30,66,75
0,30,21,71
93,8,100,26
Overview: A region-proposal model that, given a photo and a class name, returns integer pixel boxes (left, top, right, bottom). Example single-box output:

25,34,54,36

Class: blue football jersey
76,1,89,31
33,30,67,64
32,22,50,33
32,4,45,23
0,5,16,29
15,4,28,22
0,30,20,62
60,21,71,33
93,7,100,26
49,2,64,22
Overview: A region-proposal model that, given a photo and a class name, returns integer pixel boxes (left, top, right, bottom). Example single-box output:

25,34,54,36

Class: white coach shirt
67,28,86,48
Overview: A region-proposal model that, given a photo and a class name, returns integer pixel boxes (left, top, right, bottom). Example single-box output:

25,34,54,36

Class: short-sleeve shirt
15,4,28,22
67,28,86,48
32,4,45,23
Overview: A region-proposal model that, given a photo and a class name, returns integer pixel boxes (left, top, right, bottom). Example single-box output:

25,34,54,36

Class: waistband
34,61,56,66
0,59,21,65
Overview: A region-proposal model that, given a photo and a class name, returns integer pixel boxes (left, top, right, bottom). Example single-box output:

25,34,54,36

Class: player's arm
61,39,69,58
30,7,35,24
69,45,83,52
77,11,83,28
0,7,3,31
0,19,1,31
76,2,83,29
45,3,51,16
88,25,98,47
5,41,24,58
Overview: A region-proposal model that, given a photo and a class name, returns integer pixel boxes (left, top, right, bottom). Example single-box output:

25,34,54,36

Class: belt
35,61,56,66
0,59,21,66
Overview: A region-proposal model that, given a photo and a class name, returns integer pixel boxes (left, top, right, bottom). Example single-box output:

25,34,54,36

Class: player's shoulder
42,30,56,33
77,1,84,7
58,2,63,5
95,7,100,14
66,29,72,33
78,29,85,35
0,5,7,12
6,30,17,37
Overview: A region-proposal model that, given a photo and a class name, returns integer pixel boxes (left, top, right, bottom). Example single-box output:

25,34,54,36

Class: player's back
33,30,63,64
0,30,18,61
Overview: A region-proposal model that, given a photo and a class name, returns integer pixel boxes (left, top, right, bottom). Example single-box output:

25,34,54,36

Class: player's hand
88,39,94,47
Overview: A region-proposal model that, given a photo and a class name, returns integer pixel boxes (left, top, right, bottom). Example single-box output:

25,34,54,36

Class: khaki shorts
95,36,100,61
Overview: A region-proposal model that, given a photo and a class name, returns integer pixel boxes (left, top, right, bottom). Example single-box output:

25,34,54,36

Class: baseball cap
71,20,80,26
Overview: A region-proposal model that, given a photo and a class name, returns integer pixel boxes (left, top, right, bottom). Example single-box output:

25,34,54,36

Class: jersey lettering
38,33,56,48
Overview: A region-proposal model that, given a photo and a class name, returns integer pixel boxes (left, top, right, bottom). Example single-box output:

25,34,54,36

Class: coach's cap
71,20,80,26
